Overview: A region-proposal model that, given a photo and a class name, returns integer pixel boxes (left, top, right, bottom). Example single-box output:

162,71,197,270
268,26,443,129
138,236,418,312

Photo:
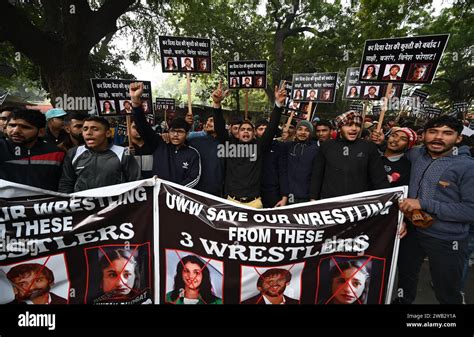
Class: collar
263,294,285,305
25,293,51,305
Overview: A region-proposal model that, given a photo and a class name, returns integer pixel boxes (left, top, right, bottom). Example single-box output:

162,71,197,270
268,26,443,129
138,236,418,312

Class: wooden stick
187,73,192,117
376,82,392,132
359,100,368,138
285,110,295,128
306,101,313,121
126,115,133,150
245,90,249,120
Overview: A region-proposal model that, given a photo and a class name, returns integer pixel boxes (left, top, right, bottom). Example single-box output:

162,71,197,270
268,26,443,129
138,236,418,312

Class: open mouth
429,141,444,148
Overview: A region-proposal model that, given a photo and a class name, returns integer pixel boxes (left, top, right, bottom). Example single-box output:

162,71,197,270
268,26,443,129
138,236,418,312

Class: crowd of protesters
0,81,473,305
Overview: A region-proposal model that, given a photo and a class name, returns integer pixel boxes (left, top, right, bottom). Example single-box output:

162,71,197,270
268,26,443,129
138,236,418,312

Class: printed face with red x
102,257,136,296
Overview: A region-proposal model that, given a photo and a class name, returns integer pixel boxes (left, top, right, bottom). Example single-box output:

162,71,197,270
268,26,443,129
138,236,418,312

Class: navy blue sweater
133,106,201,188
188,133,224,196
406,145,474,241
287,140,319,199
261,140,289,196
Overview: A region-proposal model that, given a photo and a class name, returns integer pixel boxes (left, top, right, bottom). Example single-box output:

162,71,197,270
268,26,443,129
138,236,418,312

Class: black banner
159,36,212,74
359,34,449,84
90,79,153,117
291,73,338,103
344,67,403,101
227,60,267,89
0,181,155,305
158,182,405,305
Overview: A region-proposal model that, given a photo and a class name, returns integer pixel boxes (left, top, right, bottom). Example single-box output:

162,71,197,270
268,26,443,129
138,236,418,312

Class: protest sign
156,98,176,112
282,80,317,119
344,67,403,101
227,60,267,90
359,34,449,84
159,36,212,74
411,89,429,103
90,79,152,117
291,73,338,103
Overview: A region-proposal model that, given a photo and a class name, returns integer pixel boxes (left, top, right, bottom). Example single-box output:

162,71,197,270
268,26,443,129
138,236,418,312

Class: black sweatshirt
214,105,283,199
310,137,390,199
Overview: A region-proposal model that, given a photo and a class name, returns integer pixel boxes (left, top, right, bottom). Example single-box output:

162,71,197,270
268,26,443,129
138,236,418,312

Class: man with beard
0,109,65,190
57,112,88,152
43,108,68,145
396,116,474,304
287,120,318,204
242,268,298,304
310,110,389,200
7,263,67,304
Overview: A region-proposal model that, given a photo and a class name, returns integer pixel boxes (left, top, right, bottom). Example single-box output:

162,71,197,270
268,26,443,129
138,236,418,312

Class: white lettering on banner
199,234,370,263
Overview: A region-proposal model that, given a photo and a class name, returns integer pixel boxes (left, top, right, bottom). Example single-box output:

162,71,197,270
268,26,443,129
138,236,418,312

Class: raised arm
260,82,287,151
211,80,230,144
130,82,163,151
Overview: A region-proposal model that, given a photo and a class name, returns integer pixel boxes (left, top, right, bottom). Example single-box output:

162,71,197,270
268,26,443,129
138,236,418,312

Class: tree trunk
43,52,91,108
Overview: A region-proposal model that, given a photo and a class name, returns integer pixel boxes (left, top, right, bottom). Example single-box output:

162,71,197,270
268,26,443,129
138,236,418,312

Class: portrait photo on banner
165,249,223,305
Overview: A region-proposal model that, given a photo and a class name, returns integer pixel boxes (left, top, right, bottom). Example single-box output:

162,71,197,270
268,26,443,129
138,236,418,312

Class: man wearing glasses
130,82,201,188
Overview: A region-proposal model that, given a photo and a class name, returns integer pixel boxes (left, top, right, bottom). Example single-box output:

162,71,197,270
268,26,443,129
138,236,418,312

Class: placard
227,60,267,89
343,67,403,101
159,36,212,73
90,79,153,117
359,34,449,84
291,72,338,103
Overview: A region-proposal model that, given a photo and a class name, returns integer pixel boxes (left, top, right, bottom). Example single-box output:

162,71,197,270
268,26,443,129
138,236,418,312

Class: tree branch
0,1,60,66
84,0,135,50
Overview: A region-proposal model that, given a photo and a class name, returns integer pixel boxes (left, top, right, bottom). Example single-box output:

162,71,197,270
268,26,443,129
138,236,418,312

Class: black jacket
287,140,319,199
58,144,141,193
132,106,201,188
0,137,64,191
261,139,289,198
310,138,389,199
241,293,299,304
214,105,283,199
382,154,411,187
188,133,225,196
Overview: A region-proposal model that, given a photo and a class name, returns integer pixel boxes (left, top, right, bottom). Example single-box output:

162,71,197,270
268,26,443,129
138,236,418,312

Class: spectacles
169,129,186,135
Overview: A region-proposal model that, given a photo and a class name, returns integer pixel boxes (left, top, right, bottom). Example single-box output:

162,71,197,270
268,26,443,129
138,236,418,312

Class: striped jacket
58,144,141,193
0,137,65,191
